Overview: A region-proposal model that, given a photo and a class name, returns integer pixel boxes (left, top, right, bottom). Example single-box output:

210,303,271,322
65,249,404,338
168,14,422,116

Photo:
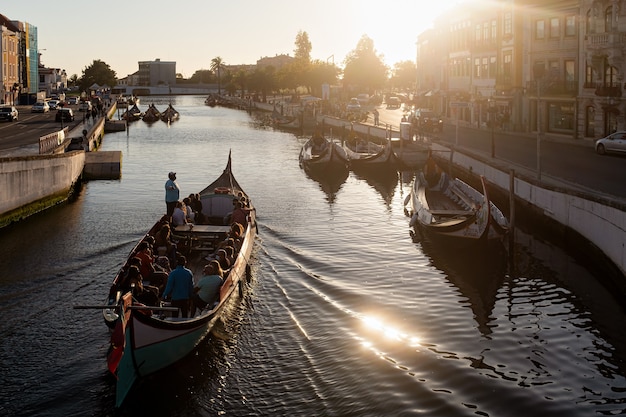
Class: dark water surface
1,95,625,416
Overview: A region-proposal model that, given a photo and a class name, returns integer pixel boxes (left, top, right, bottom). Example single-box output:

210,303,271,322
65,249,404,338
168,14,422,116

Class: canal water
0,95,625,416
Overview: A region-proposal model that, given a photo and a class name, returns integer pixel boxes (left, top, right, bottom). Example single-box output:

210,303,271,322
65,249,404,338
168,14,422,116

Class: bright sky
2,0,462,79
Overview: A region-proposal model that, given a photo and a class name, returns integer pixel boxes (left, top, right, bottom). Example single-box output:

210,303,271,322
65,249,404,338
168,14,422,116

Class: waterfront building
416,0,626,140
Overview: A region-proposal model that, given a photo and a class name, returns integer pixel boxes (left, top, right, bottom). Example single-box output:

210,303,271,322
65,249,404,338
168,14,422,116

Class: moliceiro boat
160,104,180,122
405,156,508,246
88,151,256,407
298,133,349,175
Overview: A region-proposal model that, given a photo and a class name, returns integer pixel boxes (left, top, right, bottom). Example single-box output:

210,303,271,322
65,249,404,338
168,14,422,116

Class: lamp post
533,63,545,180
488,98,496,158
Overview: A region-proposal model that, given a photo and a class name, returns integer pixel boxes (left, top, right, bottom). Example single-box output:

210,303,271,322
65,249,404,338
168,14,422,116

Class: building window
476,24,482,41
550,17,560,38
536,20,545,39
482,57,489,78
503,52,512,79
548,103,574,133
586,10,592,35
475,58,481,77
565,60,575,92
565,15,576,36
504,12,512,35
605,6,613,32
492,20,497,39
605,65,619,87
585,64,594,87
490,56,497,78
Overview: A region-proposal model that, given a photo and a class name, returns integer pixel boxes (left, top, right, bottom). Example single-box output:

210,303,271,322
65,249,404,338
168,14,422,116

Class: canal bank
260,103,626,282
0,104,121,228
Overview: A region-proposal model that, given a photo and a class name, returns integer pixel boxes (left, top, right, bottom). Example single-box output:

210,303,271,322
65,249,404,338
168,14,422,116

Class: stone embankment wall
0,152,85,228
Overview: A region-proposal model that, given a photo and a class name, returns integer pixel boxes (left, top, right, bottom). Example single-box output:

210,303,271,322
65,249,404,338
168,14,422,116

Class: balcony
595,85,622,97
586,32,626,52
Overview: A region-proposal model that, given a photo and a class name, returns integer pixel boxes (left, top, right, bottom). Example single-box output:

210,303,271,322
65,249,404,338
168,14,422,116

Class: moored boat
121,104,142,121
95,151,256,407
142,104,161,123
160,104,180,122
343,138,400,172
298,133,349,175
405,155,508,247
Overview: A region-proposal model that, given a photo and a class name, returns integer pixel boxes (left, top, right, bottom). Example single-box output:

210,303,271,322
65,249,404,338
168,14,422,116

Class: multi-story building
0,14,20,105
417,0,626,141
137,58,176,87
580,0,625,138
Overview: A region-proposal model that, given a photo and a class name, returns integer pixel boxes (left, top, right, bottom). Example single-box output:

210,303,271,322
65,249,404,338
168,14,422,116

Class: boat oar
73,305,179,312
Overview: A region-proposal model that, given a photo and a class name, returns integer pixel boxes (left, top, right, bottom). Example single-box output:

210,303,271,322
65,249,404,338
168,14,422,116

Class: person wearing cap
165,172,180,220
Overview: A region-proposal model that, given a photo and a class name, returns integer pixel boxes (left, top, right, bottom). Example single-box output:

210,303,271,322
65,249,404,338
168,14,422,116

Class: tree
78,60,117,93
248,66,277,102
210,57,225,95
294,30,312,63
232,69,249,98
390,60,417,92
342,35,388,95
305,60,339,97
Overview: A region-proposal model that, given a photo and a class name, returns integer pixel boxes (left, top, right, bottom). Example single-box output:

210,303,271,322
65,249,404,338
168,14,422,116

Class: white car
78,101,92,112
32,101,50,113
346,98,361,111
67,97,79,105
595,131,626,155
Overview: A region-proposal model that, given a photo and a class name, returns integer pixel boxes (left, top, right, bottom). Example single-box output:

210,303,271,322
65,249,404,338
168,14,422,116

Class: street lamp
488,97,496,158
533,63,545,180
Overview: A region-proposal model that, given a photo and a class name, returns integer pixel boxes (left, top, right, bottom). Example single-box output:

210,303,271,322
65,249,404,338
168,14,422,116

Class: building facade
417,0,626,140
0,15,20,105
137,58,176,87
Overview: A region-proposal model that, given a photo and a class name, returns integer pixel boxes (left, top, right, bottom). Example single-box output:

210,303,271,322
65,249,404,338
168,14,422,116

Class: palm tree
210,57,225,95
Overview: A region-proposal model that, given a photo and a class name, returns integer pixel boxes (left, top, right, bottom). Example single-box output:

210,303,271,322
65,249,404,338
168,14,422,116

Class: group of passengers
115,219,247,319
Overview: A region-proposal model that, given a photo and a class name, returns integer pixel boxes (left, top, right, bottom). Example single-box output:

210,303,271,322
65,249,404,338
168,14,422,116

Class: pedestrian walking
373,108,379,126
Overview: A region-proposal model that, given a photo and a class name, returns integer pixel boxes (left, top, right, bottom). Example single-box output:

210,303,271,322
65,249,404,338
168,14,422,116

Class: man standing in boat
165,172,180,221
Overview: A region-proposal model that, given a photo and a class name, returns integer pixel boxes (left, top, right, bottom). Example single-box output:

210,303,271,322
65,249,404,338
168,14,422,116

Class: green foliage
390,60,417,91
294,30,312,63
78,60,117,92
343,35,388,92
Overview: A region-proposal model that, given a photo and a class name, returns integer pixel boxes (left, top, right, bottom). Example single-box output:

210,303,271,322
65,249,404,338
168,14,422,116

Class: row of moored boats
121,103,180,123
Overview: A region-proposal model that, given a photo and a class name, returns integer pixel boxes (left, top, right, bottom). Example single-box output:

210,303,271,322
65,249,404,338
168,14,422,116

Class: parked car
67,97,79,105
595,131,626,155
32,101,50,113
386,96,401,109
0,105,18,121
346,98,361,111
56,108,75,122
78,101,92,112
47,100,59,110
356,93,370,106
413,108,443,133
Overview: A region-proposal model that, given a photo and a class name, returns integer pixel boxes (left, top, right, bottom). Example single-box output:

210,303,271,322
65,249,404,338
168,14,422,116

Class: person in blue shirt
165,172,180,220
163,255,194,318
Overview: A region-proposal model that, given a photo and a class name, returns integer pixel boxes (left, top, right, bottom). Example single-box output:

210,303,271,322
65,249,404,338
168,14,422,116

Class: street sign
449,101,469,108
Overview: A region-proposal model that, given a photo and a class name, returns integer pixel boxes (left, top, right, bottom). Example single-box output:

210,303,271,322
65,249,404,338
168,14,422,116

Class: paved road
364,103,626,200
0,104,93,153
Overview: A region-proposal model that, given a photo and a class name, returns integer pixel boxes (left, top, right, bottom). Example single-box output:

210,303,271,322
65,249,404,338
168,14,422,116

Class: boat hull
406,160,508,247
